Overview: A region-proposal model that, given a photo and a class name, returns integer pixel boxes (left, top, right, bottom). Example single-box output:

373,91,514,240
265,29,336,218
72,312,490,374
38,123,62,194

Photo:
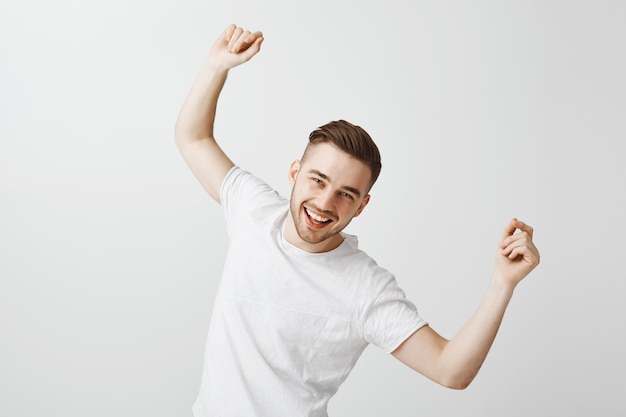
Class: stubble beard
289,198,340,245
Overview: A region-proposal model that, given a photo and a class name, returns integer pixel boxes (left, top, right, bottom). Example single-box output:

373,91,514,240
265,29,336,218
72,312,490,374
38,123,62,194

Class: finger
239,30,259,50
500,218,519,245
241,31,263,43
243,36,264,58
507,244,540,265
499,218,536,247
500,226,532,249
234,29,250,51
502,240,526,259
248,32,264,50
228,27,244,52
513,219,534,239
231,30,260,53
500,229,531,249
502,218,518,238
231,30,251,53
247,36,264,54
223,24,237,41
501,235,538,261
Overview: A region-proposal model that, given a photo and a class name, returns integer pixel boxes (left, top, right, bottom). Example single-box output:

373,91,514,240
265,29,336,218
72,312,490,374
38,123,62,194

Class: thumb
500,218,518,242
240,36,264,60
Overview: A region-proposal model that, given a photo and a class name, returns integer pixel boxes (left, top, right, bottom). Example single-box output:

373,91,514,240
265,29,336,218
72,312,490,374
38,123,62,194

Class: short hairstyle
304,120,382,189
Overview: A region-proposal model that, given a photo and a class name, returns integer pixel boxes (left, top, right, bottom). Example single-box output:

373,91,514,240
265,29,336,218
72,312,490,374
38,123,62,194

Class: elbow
174,124,210,150
174,117,194,148
443,378,472,391
174,123,186,147
438,370,476,390
174,127,195,153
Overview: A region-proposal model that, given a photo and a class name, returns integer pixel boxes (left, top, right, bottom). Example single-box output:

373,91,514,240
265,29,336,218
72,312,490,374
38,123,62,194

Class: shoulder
221,166,288,227
221,166,278,199
332,235,398,295
221,167,284,209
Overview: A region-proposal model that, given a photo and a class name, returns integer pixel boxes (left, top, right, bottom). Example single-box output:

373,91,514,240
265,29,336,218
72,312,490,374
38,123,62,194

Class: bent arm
392,219,540,389
392,280,514,389
175,24,263,203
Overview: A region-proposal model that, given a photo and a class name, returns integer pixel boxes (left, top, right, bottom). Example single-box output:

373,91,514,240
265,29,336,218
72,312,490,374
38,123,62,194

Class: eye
311,177,323,184
340,191,354,200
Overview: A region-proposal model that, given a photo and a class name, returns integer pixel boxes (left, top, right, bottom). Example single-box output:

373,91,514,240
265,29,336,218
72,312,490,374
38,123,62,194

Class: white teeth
305,208,330,222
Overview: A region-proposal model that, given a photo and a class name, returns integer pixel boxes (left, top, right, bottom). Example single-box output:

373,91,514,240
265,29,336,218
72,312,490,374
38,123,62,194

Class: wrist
489,273,517,298
202,59,231,76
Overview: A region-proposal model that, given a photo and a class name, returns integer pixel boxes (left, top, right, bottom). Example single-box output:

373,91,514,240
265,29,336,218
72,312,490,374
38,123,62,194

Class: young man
175,24,540,417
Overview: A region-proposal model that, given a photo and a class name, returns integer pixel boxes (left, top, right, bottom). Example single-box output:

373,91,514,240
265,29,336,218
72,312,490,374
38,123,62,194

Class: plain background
1,0,625,416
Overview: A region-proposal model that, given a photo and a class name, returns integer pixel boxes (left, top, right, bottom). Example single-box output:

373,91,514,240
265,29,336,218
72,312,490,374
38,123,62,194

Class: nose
316,187,335,213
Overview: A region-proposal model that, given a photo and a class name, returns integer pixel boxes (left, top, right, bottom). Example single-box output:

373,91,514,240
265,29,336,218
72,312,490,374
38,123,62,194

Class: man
175,24,540,417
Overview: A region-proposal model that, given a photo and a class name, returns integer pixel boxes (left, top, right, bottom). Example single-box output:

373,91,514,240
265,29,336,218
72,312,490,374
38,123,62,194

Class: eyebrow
308,169,362,198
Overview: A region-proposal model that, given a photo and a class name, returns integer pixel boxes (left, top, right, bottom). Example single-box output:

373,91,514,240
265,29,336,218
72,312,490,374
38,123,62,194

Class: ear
353,194,371,218
288,160,301,187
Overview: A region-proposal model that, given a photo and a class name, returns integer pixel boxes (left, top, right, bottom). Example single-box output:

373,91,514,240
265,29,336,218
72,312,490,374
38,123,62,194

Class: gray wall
1,1,624,416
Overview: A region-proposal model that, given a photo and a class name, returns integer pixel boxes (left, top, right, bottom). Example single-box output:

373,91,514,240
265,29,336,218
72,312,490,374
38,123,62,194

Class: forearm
175,61,228,144
174,26,263,202
439,276,515,388
394,219,539,389
440,218,540,387
174,61,235,202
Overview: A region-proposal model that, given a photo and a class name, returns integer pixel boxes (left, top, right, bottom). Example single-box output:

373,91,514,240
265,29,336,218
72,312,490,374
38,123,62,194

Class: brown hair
304,120,382,189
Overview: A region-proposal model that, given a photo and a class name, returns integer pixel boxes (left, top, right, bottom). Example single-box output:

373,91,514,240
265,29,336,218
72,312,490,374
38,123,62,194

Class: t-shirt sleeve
220,166,281,228
363,279,428,354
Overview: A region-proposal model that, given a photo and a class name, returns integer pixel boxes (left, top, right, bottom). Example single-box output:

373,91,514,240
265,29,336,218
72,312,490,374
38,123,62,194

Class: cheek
291,182,310,201
297,181,319,196
337,201,359,217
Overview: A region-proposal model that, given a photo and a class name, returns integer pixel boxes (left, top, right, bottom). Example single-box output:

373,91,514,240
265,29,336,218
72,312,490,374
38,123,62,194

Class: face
285,142,372,253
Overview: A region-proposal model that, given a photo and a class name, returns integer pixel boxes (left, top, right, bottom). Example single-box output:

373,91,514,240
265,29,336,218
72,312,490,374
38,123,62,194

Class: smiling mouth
305,207,332,225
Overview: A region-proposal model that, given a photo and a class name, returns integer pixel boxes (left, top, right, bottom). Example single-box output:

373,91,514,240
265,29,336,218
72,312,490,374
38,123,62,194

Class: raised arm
175,24,264,203
392,218,540,389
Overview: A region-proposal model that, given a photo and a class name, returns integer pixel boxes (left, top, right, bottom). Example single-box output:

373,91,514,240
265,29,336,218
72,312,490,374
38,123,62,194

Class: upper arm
391,325,456,388
176,136,235,203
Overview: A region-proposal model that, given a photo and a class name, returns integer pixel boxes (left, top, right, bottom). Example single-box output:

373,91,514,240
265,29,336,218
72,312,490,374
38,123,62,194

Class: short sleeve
220,166,281,226
363,279,428,353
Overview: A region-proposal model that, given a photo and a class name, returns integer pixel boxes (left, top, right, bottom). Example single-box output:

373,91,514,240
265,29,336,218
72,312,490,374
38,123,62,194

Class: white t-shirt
192,167,427,417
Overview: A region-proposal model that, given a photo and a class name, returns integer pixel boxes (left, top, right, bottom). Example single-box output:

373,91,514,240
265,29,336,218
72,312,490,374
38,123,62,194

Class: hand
207,24,264,71
494,218,540,287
